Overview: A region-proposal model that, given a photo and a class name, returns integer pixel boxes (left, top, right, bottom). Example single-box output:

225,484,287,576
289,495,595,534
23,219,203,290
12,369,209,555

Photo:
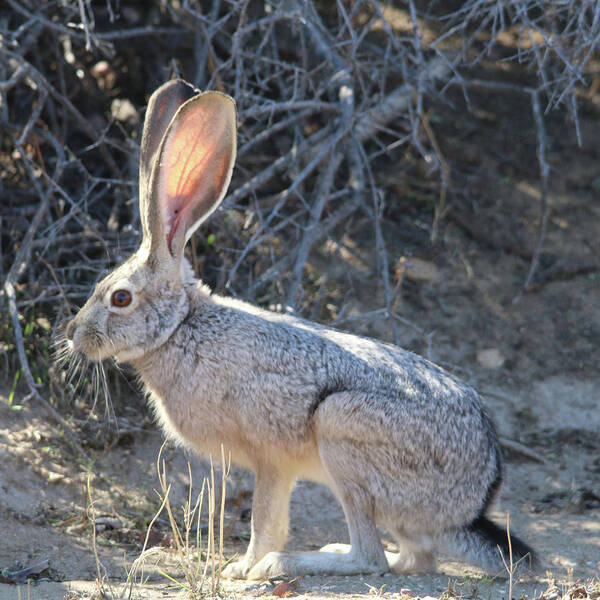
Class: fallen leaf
476,348,506,369
272,578,299,597
569,586,589,599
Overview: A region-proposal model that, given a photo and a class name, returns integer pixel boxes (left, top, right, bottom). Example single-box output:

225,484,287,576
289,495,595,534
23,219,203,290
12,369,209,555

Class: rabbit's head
65,80,236,363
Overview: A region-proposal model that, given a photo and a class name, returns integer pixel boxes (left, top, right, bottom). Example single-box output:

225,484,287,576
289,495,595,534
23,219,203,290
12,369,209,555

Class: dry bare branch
0,0,597,431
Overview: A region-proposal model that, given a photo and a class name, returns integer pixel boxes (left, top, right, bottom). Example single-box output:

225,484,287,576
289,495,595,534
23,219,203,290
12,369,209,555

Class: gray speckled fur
66,81,534,580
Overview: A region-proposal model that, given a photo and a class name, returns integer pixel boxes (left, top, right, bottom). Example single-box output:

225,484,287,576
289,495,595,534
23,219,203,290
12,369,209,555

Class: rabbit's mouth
66,320,113,362
67,337,109,363
69,334,146,364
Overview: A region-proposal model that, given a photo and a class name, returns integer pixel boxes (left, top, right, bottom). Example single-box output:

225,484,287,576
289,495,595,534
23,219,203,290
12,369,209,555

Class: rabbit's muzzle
64,312,108,362
65,316,93,357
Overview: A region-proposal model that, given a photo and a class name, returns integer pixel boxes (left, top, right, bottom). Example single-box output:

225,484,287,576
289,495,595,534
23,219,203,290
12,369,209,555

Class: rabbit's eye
111,289,132,307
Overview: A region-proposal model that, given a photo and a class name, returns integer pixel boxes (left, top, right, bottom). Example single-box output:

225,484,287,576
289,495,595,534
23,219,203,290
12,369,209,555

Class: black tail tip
472,516,538,572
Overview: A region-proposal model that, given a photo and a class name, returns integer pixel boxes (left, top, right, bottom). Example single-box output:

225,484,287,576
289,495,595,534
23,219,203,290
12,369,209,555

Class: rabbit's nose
66,319,77,341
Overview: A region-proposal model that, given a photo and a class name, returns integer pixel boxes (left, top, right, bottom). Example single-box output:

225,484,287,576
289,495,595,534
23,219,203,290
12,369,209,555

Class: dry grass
128,443,231,599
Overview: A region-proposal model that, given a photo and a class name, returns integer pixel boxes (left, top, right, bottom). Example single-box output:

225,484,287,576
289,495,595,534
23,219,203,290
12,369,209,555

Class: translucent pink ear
139,80,197,237
147,91,236,262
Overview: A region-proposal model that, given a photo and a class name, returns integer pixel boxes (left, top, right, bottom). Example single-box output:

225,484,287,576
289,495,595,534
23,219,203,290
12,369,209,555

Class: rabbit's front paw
221,559,250,579
246,552,290,580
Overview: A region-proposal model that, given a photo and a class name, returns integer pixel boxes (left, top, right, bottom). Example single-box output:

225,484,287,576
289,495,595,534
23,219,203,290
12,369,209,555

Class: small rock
476,348,506,369
111,98,139,124
41,468,65,484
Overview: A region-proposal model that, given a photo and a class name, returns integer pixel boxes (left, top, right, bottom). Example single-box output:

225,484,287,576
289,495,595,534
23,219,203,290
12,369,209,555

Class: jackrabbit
66,79,535,579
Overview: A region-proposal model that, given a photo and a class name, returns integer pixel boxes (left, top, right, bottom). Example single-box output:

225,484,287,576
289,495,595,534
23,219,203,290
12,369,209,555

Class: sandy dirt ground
1,372,598,600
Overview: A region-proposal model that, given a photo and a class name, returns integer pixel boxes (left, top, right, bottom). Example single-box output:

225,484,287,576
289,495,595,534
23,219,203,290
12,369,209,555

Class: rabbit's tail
438,516,536,574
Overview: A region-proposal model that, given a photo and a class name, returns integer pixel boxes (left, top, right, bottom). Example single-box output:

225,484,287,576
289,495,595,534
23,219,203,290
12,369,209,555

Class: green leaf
155,569,188,591
8,370,21,406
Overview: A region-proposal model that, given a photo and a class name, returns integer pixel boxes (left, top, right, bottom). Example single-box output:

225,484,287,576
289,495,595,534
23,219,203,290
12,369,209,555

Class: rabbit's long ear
139,79,197,238
146,91,236,265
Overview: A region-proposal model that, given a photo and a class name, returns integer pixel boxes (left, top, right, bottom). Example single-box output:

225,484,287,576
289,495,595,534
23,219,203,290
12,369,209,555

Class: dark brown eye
111,289,132,307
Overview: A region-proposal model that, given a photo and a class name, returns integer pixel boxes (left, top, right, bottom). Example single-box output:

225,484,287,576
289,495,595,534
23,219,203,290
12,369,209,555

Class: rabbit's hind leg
247,436,389,579
385,534,437,574
317,542,436,574
246,486,388,579
317,542,433,574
